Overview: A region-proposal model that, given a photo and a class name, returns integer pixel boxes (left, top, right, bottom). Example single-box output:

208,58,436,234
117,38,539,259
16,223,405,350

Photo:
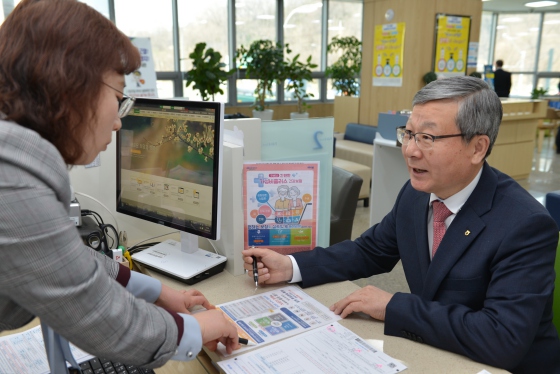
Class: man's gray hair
412,76,502,158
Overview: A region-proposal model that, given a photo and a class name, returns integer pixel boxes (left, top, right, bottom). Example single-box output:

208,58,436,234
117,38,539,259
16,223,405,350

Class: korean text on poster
372,22,406,87
433,14,471,77
243,162,319,255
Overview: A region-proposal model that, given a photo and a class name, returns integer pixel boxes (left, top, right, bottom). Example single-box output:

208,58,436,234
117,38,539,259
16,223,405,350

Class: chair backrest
343,123,377,144
330,165,363,246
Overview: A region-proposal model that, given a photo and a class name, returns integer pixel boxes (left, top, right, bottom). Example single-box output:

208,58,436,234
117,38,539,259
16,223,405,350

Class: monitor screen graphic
116,98,223,240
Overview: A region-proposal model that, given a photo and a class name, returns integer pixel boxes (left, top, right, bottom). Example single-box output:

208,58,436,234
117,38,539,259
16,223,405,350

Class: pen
251,255,258,287
238,337,256,346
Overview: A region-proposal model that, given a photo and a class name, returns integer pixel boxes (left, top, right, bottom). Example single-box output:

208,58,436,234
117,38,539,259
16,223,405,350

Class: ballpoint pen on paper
238,337,256,346
251,255,258,288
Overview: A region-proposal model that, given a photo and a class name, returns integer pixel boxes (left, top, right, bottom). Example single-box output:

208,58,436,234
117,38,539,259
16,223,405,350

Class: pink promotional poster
243,162,319,255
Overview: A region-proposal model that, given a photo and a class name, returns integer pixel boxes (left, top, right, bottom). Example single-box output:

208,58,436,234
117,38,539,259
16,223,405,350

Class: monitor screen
116,98,223,240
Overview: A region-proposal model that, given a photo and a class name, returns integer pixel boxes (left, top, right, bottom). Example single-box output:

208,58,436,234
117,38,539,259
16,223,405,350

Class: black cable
128,242,162,254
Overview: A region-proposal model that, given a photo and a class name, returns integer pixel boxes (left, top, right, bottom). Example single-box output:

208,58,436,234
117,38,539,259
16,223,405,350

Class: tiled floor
350,135,560,293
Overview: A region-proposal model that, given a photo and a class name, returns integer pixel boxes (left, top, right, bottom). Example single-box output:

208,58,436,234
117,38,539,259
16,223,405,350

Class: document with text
218,322,408,374
0,325,93,374
216,286,341,356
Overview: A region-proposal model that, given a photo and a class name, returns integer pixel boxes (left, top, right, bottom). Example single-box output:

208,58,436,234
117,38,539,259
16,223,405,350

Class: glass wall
1,0,363,104
482,10,560,97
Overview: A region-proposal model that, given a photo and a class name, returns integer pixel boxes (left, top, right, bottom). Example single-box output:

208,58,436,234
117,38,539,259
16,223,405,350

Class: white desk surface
143,267,510,374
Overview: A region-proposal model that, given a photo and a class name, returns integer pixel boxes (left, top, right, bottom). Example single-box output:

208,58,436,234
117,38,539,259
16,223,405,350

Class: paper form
216,286,341,356
218,322,407,374
0,326,93,374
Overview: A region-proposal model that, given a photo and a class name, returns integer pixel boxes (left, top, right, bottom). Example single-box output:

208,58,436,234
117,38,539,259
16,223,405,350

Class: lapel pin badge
465,230,471,236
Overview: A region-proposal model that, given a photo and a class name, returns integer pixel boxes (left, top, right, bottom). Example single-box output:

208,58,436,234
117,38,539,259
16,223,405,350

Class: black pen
238,337,256,346
251,255,258,287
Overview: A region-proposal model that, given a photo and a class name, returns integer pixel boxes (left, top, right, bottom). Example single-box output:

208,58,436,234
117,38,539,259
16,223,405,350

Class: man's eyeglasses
396,126,465,151
103,83,135,118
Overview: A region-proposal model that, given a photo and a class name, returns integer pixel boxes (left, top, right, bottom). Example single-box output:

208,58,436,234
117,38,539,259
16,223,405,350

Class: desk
141,266,509,374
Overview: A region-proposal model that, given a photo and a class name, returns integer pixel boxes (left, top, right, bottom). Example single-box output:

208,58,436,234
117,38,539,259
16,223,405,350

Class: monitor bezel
116,98,223,240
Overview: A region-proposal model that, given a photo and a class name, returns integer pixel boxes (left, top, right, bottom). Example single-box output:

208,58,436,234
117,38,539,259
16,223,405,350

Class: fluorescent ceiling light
256,15,275,20
525,1,558,8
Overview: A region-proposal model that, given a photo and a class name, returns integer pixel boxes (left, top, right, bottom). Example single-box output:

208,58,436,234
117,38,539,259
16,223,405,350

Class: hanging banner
125,37,158,98
372,22,406,87
243,162,319,255
433,14,471,78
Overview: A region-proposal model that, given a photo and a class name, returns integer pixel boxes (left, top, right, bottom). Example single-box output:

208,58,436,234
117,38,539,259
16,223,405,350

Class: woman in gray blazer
0,0,239,372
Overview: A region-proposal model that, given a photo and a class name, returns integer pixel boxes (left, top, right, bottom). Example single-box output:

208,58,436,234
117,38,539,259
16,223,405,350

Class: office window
157,81,175,99
283,0,322,72
236,0,277,50
114,0,174,71
536,76,560,95
510,73,535,97
494,13,540,72
178,0,229,102
80,0,110,18
477,12,493,72
283,79,320,103
236,79,277,104
327,0,362,65
0,0,21,25
538,13,560,72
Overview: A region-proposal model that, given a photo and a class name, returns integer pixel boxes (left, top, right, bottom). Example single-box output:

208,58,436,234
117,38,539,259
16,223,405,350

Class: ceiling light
525,1,558,8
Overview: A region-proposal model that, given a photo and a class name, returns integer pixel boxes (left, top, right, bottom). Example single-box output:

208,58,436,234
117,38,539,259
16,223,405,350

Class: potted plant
284,51,317,119
236,39,285,120
184,42,236,101
325,36,362,133
423,71,438,85
531,87,548,99
325,36,362,96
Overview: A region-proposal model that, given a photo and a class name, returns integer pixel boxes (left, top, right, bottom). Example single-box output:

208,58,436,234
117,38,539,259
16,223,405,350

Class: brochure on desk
243,162,319,255
218,322,407,374
216,286,340,357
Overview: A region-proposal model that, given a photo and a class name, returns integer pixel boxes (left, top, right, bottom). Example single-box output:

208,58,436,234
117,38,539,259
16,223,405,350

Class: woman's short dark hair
0,0,141,164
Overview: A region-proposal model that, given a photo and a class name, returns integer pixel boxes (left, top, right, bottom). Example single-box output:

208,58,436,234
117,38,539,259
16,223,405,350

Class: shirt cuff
125,271,162,303
288,255,302,283
171,314,202,361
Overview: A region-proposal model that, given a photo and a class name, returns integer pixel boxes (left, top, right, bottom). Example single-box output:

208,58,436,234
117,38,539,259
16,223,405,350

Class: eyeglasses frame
102,82,136,118
396,126,465,150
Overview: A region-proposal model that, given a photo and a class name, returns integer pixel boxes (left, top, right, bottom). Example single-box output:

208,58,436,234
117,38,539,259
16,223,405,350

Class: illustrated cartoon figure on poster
274,185,290,212
288,186,303,215
132,70,145,87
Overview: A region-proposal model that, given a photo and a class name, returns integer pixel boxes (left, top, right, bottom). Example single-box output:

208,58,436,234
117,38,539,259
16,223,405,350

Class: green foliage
531,87,548,99
325,36,362,97
284,52,317,114
236,40,285,111
185,43,236,101
423,71,438,85
469,71,482,78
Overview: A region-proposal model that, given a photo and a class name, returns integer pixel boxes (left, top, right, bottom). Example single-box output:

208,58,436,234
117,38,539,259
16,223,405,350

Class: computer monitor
116,98,226,284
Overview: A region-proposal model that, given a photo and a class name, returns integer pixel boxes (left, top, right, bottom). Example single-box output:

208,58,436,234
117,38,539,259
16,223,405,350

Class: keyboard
79,357,156,374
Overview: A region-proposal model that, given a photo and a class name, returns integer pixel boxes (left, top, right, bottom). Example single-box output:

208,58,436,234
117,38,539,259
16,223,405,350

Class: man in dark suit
493,59,512,97
243,76,560,373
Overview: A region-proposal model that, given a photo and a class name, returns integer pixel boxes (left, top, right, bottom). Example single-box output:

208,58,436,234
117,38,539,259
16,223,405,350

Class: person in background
243,76,560,374
0,1,239,372
493,59,512,97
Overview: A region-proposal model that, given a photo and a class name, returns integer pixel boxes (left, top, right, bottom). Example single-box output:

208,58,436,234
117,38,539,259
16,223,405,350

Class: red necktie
432,200,452,258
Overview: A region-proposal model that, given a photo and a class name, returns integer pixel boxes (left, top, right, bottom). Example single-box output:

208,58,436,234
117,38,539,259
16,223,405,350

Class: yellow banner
434,14,471,77
372,22,406,87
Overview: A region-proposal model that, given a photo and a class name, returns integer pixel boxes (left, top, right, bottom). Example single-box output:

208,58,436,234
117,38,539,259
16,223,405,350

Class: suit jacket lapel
420,163,496,300
413,194,431,283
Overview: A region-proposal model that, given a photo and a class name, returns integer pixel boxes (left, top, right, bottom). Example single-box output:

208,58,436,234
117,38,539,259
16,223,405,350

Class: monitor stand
131,232,227,285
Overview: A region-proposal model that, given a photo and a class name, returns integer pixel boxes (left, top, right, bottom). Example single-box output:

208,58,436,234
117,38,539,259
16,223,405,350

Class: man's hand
155,285,214,314
193,309,240,354
242,247,293,285
330,285,393,321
